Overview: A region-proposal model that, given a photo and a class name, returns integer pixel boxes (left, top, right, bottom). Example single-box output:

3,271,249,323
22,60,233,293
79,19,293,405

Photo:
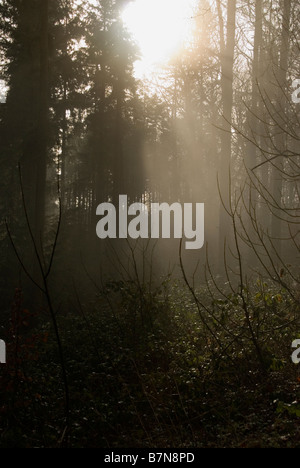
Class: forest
0,0,299,449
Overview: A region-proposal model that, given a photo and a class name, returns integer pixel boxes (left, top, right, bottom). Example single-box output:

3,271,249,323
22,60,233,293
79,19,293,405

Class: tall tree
83,0,138,211
34,0,49,249
0,0,50,253
216,0,237,261
271,0,292,255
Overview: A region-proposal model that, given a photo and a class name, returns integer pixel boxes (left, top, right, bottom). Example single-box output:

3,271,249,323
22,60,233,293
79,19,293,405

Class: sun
122,0,197,78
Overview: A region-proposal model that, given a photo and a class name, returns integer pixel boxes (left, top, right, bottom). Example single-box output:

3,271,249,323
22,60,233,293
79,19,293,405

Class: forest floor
0,279,299,448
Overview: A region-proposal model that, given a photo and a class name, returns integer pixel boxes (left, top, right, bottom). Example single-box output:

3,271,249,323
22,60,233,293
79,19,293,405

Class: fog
0,0,299,449
0,0,298,313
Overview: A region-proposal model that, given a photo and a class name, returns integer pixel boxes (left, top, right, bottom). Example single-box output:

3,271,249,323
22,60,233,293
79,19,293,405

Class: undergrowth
0,277,299,448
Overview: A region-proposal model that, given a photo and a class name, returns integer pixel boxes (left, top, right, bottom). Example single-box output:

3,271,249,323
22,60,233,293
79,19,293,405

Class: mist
0,0,299,449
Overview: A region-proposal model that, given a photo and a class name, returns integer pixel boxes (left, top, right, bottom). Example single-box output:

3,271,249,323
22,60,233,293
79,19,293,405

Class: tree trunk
245,0,263,266
271,0,291,256
34,0,49,253
113,84,124,204
217,0,237,264
246,0,263,169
